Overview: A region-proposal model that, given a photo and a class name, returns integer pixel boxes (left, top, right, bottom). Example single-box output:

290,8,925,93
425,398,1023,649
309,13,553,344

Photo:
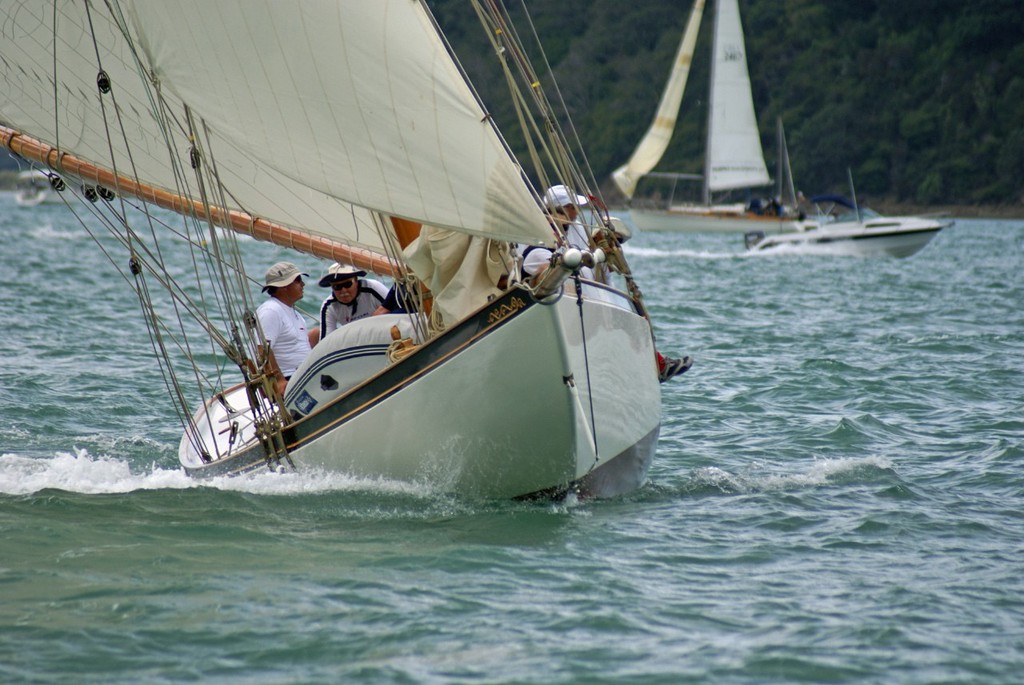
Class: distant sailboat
0,0,673,499
613,0,810,233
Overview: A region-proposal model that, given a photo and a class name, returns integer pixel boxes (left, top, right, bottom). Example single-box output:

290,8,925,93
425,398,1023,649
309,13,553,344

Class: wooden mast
1,125,400,278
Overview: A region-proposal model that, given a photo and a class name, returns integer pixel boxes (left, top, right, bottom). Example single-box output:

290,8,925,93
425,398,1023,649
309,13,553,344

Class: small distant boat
14,169,61,207
612,0,811,234
744,194,952,258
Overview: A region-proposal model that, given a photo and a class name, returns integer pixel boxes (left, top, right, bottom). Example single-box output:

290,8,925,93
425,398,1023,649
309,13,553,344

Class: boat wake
0,449,435,498
625,245,741,260
743,242,875,258
684,455,896,495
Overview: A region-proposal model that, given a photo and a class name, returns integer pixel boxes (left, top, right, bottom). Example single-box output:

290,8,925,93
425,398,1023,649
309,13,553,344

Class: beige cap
262,261,308,291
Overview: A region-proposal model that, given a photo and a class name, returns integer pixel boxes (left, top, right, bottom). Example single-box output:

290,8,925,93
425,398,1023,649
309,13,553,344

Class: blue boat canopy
810,194,856,209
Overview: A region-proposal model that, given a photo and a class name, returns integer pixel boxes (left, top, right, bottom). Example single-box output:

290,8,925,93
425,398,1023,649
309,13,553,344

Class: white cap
544,184,588,211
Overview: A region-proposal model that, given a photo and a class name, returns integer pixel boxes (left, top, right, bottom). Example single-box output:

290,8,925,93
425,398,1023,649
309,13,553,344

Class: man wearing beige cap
256,261,314,395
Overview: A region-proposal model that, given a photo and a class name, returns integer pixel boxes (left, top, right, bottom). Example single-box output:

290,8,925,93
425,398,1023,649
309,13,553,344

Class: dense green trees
430,0,1023,208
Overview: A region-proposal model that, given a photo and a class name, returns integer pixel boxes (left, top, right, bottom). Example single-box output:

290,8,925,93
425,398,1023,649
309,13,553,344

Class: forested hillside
429,0,1024,209
3,1,1019,210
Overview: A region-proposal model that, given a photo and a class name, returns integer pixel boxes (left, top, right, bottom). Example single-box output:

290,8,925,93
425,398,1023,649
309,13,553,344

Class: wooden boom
1,125,401,278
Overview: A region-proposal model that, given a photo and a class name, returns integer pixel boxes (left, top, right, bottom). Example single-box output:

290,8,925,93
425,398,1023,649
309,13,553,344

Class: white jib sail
704,0,770,195
611,0,705,200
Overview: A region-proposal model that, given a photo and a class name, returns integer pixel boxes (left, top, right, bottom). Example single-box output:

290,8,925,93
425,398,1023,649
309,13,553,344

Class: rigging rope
73,1,293,461
85,0,204,443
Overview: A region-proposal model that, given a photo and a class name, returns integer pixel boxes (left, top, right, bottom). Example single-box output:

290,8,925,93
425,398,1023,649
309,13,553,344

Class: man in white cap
519,184,595,279
523,185,693,382
256,261,313,395
312,262,391,343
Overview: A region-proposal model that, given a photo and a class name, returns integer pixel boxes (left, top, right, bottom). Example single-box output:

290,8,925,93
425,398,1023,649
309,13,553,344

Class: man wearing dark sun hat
313,262,390,344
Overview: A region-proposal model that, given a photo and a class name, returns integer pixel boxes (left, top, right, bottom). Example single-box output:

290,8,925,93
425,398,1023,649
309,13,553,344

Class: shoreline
611,200,1024,221
868,201,1024,220
2,171,1022,220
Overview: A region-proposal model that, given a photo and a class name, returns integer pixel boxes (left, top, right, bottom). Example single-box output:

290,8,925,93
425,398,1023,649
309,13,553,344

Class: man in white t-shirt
256,261,312,395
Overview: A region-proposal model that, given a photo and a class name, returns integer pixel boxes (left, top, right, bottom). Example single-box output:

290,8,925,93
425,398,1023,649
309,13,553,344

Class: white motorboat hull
745,216,950,258
179,284,662,499
631,205,812,234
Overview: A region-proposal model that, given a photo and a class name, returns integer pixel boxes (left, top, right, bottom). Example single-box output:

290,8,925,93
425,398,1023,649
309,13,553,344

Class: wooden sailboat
0,0,669,499
613,0,810,234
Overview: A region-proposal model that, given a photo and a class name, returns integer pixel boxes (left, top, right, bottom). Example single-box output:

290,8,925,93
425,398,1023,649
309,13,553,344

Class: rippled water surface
2,193,1022,684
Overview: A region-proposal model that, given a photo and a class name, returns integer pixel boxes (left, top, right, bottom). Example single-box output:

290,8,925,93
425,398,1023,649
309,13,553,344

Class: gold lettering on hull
488,296,526,325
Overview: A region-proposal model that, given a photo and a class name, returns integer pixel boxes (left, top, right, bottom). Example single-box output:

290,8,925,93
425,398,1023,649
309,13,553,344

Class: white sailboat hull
631,205,812,234
179,284,662,499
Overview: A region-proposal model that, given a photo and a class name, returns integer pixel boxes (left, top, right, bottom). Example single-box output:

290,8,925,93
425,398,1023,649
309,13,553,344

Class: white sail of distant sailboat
703,0,770,199
1,0,678,499
614,0,810,233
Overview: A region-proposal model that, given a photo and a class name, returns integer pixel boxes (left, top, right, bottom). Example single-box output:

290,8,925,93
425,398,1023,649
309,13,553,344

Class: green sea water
1,192,1022,684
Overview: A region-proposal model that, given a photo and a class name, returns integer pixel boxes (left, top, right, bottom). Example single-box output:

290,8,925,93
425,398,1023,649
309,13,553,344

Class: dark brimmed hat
318,262,367,287
262,261,308,292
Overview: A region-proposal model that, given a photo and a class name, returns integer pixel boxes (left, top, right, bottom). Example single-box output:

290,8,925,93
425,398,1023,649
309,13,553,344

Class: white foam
625,245,739,260
28,223,83,241
0,449,434,497
691,455,894,492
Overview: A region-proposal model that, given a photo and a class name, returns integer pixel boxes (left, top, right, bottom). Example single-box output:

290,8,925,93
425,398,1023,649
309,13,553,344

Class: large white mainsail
1,1,553,250
127,1,553,246
0,3,368,254
704,0,770,198
611,0,705,200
